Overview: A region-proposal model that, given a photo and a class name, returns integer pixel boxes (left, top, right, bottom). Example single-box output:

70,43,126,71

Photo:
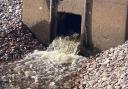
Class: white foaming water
25,34,84,64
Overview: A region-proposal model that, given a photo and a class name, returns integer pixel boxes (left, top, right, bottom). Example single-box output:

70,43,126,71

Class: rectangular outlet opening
56,12,82,37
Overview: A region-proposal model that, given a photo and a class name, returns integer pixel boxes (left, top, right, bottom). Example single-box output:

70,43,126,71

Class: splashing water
47,35,79,54
25,34,84,64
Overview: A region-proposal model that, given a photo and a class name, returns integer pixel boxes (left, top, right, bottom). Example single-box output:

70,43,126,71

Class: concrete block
22,0,50,44
92,0,127,50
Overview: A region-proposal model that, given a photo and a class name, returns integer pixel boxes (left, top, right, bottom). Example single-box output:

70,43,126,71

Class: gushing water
25,34,84,64
47,35,79,54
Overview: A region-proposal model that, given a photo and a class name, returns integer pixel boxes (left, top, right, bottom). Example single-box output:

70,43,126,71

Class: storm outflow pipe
50,0,93,55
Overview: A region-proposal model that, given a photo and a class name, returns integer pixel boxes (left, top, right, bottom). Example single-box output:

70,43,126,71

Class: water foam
25,35,84,64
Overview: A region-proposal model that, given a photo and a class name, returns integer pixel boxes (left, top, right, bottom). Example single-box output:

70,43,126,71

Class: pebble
0,31,6,37
107,85,114,89
25,71,33,78
114,86,122,89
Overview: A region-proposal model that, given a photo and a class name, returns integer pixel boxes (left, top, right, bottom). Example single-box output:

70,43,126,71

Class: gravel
0,41,128,89
1,0,128,89
71,41,128,89
0,0,22,32
0,0,44,61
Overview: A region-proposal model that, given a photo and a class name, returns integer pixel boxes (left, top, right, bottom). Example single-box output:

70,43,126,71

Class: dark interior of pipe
56,12,81,37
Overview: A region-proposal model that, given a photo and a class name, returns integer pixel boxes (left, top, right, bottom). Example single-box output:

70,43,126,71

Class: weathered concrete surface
58,0,85,15
92,0,127,50
22,0,50,44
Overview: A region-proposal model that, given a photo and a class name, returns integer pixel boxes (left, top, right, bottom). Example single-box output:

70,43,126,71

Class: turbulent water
25,34,84,64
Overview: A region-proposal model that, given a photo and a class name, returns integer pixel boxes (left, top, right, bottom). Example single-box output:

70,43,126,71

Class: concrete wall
22,0,128,50
58,0,85,15
92,0,127,50
22,0,50,44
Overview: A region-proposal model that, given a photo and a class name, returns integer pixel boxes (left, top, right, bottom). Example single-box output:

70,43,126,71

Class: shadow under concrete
22,20,50,47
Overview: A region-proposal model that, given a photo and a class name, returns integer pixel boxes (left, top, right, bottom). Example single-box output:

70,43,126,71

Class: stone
114,86,122,89
107,85,114,89
25,71,33,78
0,31,6,37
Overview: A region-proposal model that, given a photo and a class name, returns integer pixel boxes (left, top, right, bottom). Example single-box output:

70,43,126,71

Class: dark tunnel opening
56,12,81,37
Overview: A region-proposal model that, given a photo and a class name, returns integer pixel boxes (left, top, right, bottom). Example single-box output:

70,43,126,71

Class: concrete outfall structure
22,0,128,53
